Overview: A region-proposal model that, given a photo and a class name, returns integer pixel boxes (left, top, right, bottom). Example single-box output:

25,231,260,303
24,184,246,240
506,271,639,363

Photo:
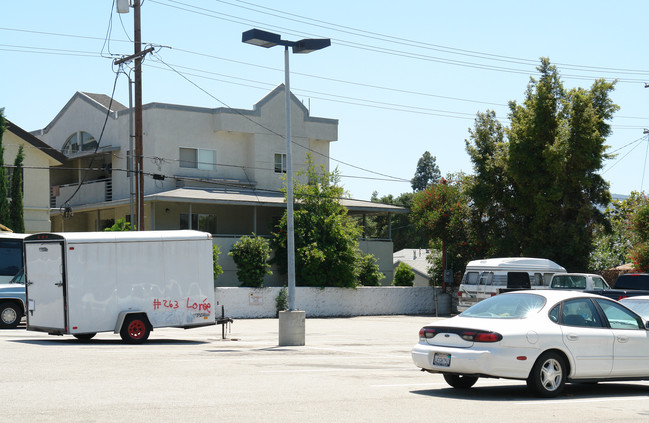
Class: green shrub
229,234,272,288
104,218,133,231
393,262,415,286
276,286,288,316
213,244,224,282
356,253,384,286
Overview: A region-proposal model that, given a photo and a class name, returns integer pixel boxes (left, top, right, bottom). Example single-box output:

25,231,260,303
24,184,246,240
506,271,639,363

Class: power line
2,27,648,120
144,60,646,130
151,51,411,183
148,0,649,83
221,0,649,76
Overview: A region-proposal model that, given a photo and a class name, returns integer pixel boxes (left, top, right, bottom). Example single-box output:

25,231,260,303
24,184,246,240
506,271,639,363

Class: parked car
587,273,649,301
412,290,649,397
550,273,610,291
619,295,649,319
0,269,26,329
457,257,566,310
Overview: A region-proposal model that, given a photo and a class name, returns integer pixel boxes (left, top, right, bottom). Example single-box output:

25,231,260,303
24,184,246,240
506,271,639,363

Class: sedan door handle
566,334,579,341
617,335,629,343
54,282,63,287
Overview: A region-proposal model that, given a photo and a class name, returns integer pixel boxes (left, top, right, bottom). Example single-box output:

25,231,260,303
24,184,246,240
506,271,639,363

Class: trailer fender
114,311,152,334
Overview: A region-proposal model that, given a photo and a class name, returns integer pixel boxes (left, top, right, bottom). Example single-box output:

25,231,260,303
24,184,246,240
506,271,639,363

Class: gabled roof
37,92,126,136
82,92,127,112
5,120,66,164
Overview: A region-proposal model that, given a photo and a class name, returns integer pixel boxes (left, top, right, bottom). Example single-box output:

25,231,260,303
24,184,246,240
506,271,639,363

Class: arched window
81,131,97,151
62,131,97,155
62,133,79,155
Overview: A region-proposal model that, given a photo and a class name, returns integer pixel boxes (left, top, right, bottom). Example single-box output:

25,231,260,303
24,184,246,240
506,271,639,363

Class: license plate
433,353,451,367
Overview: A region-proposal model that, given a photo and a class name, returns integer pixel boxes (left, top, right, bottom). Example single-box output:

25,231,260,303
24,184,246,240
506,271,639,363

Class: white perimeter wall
214,287,450,318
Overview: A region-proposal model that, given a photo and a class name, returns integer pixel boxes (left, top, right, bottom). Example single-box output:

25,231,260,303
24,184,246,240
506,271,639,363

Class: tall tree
9,145,25,233
0,108,9,227
465,110,515,257
411,151,441,192
465,58,617,271
270,155,362,288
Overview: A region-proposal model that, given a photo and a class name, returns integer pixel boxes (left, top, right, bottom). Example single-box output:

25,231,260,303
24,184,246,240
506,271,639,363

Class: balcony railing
51,178,113,208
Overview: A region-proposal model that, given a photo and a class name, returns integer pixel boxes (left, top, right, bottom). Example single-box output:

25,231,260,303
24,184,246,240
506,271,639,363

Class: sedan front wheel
527,351,566,397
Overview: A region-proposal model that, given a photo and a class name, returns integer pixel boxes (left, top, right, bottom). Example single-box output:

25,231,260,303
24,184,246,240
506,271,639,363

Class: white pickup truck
549,273,610,291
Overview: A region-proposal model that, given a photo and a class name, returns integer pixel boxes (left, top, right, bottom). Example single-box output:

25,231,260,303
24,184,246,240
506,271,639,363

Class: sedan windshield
461,293,546,319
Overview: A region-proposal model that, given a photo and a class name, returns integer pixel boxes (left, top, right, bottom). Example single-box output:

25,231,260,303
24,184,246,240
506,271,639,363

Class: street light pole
242,29,330,310
243,29,330,346
283,45,297,311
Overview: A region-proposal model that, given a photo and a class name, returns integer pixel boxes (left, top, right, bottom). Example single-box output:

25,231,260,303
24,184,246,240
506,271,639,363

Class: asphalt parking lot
3,315,649,422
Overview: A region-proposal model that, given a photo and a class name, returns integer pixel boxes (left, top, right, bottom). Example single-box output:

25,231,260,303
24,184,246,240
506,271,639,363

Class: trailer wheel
120,315,150,344
0,301,22,329
73,333,96,342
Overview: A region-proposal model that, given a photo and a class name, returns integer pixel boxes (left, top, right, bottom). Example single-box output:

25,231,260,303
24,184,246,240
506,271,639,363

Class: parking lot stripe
516,397,640,405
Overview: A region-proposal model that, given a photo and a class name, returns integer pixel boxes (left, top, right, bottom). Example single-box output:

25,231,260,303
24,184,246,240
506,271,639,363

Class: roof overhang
51,188,408,215
148,188,408,215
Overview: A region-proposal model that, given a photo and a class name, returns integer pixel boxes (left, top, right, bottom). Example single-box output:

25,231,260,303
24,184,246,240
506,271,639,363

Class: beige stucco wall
3,131,58,233
38,88,337,206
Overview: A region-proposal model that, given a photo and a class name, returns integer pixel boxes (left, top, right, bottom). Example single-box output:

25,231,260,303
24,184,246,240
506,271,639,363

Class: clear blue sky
2,1,648,200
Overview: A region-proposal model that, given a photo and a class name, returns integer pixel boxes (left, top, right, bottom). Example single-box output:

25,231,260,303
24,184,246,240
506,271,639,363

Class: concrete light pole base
278,310,306,346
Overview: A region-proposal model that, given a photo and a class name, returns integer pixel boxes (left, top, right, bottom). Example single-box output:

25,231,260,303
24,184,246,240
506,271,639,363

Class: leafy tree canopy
590,192,644,270
629,195,649,271
270,155,362,288
465,58,618,271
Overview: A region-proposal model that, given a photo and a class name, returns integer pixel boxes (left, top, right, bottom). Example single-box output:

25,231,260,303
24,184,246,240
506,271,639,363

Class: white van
457,257,566,311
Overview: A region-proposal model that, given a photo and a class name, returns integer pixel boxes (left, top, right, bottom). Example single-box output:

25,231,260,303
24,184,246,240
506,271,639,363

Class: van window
543,273,554,286
493,274,507,286
507,272,531,289
532,273,543,287
463,272,479,285
479,272,493,286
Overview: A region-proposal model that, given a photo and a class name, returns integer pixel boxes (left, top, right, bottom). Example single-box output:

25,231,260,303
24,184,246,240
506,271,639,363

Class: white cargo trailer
23,230,215,343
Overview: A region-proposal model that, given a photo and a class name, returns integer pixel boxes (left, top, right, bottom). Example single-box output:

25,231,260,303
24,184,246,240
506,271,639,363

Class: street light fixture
242,29,330,338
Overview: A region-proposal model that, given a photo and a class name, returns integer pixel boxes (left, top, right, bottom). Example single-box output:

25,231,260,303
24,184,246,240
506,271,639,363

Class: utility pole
116,0,148,230
134,0,144,231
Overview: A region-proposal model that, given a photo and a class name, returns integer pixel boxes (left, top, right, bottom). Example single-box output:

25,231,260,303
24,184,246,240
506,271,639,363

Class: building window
274,153,286,173
180,213,217,234
180,147,216,170
62,131,97,155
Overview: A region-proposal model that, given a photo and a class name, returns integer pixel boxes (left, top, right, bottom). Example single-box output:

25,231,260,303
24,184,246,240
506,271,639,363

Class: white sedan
411,290,649,397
